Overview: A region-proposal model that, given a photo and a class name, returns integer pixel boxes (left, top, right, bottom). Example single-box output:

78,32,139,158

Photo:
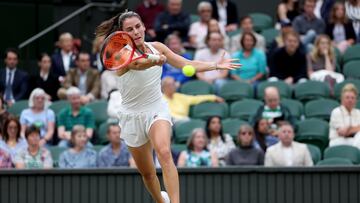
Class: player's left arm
152,42,241,72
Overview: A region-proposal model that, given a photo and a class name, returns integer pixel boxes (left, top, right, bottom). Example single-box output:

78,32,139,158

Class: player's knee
156,147,172,163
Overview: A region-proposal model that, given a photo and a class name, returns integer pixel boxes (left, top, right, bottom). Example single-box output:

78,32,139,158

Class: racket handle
146,54,161,62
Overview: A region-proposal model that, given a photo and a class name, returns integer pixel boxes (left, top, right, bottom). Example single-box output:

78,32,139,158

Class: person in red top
136,0,165,41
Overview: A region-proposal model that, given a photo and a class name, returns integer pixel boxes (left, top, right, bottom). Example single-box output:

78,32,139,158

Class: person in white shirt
265,123,313,166
329,83,360,148
188,1,213,49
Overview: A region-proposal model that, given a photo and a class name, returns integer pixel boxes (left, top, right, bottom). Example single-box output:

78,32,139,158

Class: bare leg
149,120,180,203
128,141,165,203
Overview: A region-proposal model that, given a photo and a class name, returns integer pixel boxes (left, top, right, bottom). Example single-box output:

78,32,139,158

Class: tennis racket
100,31,161,71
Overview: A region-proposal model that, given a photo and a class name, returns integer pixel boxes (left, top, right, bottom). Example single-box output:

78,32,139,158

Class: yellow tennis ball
182,65,196,77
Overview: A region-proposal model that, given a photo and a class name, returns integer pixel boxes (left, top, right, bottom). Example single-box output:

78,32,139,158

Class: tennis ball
182,65,196,77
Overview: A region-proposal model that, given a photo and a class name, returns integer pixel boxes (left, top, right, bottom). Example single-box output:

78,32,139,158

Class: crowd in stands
1,0,360,169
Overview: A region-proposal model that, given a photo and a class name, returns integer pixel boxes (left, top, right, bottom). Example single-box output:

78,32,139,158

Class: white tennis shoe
161,191,170,203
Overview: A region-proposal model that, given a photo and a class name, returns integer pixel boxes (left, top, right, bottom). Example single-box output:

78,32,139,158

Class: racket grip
146,54,161,62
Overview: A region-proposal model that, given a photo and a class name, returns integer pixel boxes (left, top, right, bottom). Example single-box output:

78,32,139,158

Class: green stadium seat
93,145,104,153
7,100,28,116
85,100,108,126
249,13,273,32
294,81,331,102
357,100,360,109
257,80,292,100
190,102,228,120
281,98,304,120
304,99,339,121
334,79,360,100
316,157,354,166
334,47,343,71
343,60,360,79
97,122,109,145
174,119,205,144
261,28,280,48
295,119,329,152
306,144,322,164
222,118,248,140
343,44,360,64
171,144,187,153
229,99,263,121
324,145,360,164
49,100,70,115
219,80,253,102
180,80,213,95
227,28,242,38
48,146,67,167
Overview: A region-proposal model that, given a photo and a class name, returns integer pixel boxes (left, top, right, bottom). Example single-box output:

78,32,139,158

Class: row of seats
181,79,360,102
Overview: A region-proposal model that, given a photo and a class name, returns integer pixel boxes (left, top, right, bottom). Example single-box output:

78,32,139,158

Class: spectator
269,31,307,84
314,0,336,21
292,0,326,46
265,123,313,166
90,36,105,72
98,124,135,167
59,125,97,168
277,0,300,25
161,76,224,122
154,0,191,42
250,86,295,129
161,34,193,85
230,16,266,53
136,0,165,41
268,23,296,57
20,88,55,146
51,32,76,78
0,48,29,107
329,84,360,148
207,19,229,50
0,148,12,168
57,52,101,104
225,124,264,166
57,87,95,147
230,32,267,84
206,116,236,166
345,0,360,43
177,128,218,167
14,125,53,169
253,118,279,152
0,95,10,138
29,53,60,101
326,2,356,52
0,117,27,159
194,32,230,92
188,1,213,49
307,35,344,91
209,0,239,32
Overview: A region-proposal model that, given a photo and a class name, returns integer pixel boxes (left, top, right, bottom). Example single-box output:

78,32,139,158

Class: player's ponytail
95,10,142,38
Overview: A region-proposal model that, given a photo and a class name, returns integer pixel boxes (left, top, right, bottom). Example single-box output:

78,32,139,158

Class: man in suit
57,52,100,104
264,123,313,166
51,32,76,79
0,48,28,107
209,0,239,32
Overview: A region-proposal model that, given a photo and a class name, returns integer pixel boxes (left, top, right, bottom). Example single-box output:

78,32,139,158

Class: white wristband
147,54,160,62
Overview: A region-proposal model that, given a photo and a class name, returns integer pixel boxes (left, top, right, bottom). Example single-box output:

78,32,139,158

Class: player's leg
149,120,180,203
128,141,165,203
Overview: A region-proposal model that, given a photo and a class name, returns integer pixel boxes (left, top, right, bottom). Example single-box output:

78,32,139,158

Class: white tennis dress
116,42,172,147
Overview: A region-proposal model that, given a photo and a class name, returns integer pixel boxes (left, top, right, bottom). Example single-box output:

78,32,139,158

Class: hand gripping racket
100,31,160,71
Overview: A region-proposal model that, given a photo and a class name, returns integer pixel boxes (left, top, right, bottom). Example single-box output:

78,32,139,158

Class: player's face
122,17,146,47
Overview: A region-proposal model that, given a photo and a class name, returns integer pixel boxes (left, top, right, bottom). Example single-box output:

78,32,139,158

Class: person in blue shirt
230,32,267,84
98,124,136,167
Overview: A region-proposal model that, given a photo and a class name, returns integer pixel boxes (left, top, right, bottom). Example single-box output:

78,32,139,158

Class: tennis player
96,11,240,203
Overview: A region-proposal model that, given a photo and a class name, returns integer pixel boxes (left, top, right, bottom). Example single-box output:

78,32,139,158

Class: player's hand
216,51,241,70
154,54,167,66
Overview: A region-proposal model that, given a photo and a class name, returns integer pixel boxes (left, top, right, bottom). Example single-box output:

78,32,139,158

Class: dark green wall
1,167,360,203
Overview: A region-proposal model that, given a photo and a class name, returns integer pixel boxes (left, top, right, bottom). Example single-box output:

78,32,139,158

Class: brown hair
283,30,300,42
204,31,223,46
95,11,142,38
329,2,348,24
240,32,257,49
2,116,21,142
348,0,358,6
25,125,40,139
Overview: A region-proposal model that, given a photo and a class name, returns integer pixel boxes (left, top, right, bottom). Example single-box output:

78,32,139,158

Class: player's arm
152,42,241,72
125,55,167,71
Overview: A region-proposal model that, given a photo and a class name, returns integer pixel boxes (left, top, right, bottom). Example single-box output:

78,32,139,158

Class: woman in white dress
95,11,239,203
